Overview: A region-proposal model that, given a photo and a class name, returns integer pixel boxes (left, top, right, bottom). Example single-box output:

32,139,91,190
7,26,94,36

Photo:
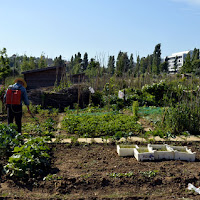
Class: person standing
4,78,31,133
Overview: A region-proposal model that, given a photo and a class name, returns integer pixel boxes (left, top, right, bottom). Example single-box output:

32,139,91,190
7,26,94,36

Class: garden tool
29,112,40,126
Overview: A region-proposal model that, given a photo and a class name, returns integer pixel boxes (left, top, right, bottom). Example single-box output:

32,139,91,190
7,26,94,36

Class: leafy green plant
41,118,55,132
109,171,134,178
43,174,63,181
140,170,158,178
0,123,23,154
4,136,51,178
132,101,139,119
22,123,42,135
22,118,55,137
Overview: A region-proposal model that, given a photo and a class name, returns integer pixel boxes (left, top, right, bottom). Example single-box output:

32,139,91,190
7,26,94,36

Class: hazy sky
0,0,200,64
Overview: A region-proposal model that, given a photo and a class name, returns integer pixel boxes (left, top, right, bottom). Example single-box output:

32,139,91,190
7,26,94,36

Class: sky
0,0,200,65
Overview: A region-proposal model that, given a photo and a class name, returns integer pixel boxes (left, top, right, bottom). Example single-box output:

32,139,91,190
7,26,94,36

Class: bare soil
0,141,200,200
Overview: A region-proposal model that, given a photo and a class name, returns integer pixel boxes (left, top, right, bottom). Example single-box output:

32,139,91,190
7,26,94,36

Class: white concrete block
148,144,174,160
116,144,138,157
133,147,155,161
170,146,196,162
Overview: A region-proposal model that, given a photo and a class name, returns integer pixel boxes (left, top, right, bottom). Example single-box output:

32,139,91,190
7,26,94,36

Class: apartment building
167,50,193,73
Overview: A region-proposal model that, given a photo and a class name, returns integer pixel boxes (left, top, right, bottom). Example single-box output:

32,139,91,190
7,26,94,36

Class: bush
0,123,23,154
4,136,51,178
162,101,200,135
91,91,104,107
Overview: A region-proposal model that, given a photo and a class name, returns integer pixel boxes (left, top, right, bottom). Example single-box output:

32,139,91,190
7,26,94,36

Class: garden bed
0,142,200,199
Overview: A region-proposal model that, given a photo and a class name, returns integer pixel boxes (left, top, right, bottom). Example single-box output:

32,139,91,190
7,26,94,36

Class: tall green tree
181,52,192,73
140,57,146,74
129,53,135,74
85,58,100,77
82,52,88,71
38,54,47,69
134,55,140,77
71,52,83,74
116,51,129,76
146,54,153,73
29,56,37,70
54,55,65,67
192,48,199,61
0,48,11,83
20,54,30,72
152,43,161,74
160,56,168,73
107,55,115,75
68,56,74,72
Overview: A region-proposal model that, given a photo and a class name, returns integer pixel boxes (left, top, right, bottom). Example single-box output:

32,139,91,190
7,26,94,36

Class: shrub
163,101,200,135
91,91,104,107
0,123,23,154
4,136,51,178
132,101,139,119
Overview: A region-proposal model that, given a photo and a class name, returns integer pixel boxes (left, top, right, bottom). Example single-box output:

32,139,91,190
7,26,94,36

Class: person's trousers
7,105,22,133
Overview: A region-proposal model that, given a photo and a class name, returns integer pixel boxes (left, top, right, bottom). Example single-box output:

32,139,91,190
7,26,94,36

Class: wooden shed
22,66,66,90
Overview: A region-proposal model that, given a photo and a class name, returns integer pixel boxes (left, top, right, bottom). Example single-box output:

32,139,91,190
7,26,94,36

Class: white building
167,50,193,73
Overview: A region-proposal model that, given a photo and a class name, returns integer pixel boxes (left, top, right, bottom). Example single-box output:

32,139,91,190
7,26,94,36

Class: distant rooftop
171,51,190,56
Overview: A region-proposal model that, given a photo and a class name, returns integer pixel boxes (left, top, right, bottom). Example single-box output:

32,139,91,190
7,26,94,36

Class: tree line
0,44,200,83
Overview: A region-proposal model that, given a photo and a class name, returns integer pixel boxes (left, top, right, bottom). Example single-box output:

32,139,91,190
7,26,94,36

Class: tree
192,59,200,73
54,55,65,67
160,56,168,73
129,53,135,74
134,55,140,77
107,55,115,75
38,54,47,69
140,57,146,74
21,55,30,72
82,52,88,71
68,56,74,72
85,58,100,77
181,52,192,73
0,48,11,83
152,43,161,74
146,54,153,73
29,56,37,70
116,51,129,76
71,52,83,74
192,48,199,61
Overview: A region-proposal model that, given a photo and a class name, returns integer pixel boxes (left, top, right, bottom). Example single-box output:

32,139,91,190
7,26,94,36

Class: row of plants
22,103,59,118
62,112,143,138
22,117,56,137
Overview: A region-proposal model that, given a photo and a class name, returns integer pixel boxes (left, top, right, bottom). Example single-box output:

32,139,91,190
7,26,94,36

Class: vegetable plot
62,112,143,137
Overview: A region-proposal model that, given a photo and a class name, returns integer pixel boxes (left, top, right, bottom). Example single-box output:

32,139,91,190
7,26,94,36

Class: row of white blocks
117,144,196,162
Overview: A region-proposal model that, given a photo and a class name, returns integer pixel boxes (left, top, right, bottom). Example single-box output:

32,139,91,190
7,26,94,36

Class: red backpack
6,89,21,105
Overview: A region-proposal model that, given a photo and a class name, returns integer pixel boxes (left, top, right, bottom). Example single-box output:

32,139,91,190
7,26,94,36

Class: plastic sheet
188,183,200,194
